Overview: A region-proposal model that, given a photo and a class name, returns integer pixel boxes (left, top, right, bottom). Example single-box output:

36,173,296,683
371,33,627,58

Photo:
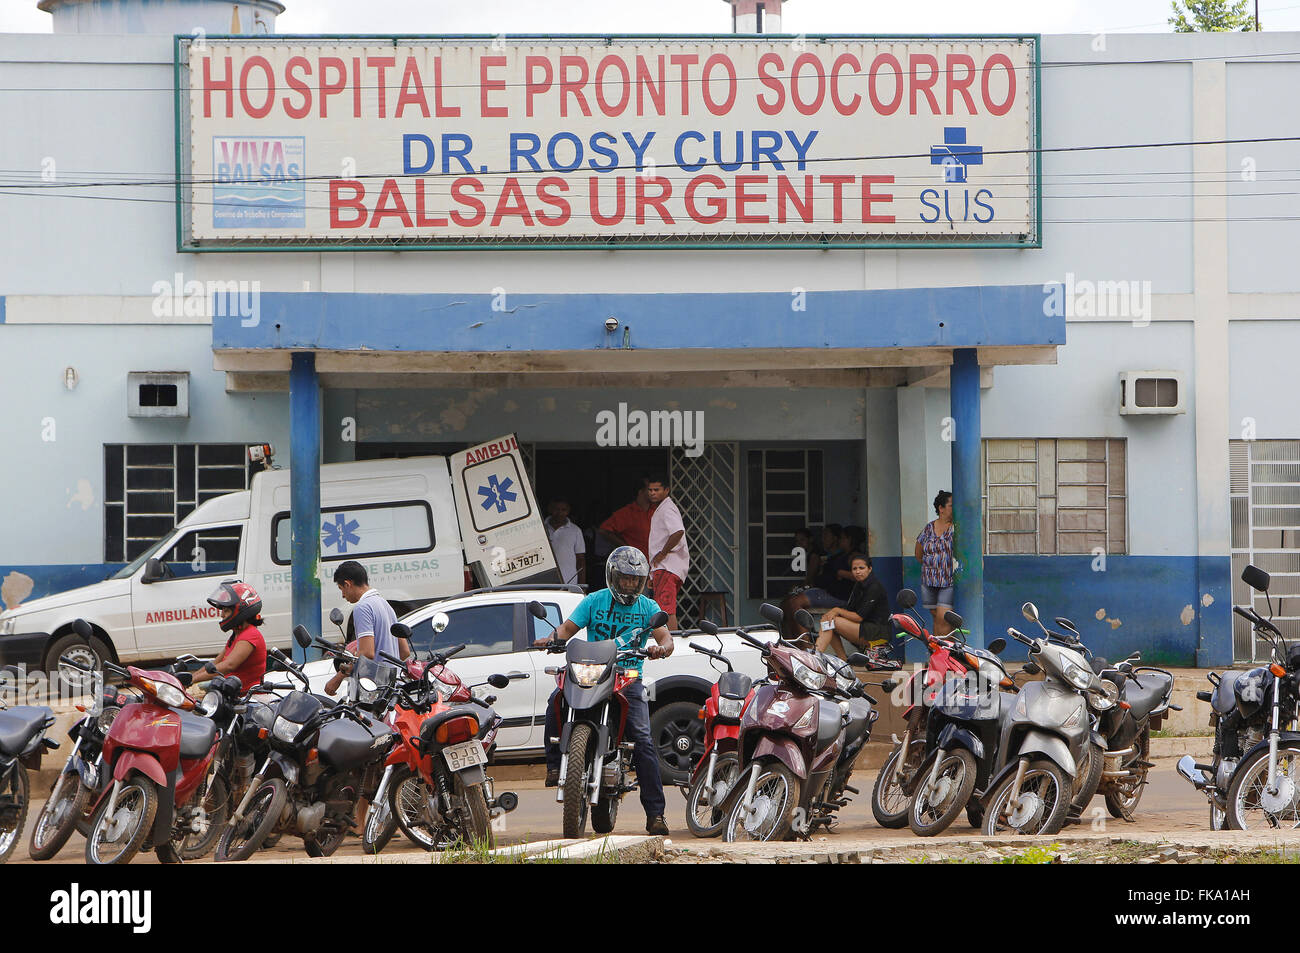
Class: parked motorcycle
0,692,57,864
870,590,1006,830
978,607,1116,836
722,604,881,843
361,618,523,853
1178,564,1300,830
682,620,760,838
215,629,398,861
533,604,669,838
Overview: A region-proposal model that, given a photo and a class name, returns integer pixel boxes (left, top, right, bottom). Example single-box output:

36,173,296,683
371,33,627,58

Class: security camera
604,316,619,333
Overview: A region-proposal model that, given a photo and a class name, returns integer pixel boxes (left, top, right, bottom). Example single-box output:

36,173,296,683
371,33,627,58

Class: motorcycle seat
178,712,218,759
1212,671,1243,715
0,705,53,758
1124,672,1173,721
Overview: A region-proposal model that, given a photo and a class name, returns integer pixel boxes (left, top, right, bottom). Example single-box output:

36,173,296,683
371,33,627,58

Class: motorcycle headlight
146,679,190,710
433,676,460,698
791,659,827,691
1062,660,1093,691
272,716,304,743
96,705,120,733
1090,681,1120,711
570,662,606,688
198,691,221,717
718,697,744,719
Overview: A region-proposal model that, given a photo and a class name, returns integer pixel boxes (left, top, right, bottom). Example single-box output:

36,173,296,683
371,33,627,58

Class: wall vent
1119,370,1185,415
128,372,189,418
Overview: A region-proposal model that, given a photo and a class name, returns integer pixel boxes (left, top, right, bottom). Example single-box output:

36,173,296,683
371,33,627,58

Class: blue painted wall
1,564,126,611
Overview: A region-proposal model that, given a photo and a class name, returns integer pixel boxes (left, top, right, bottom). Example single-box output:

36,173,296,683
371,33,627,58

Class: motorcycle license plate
443,740,487,771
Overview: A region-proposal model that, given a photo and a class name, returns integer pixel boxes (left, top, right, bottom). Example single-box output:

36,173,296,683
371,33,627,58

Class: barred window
104,444,261,562
983,439,1127,555
746,448,824,600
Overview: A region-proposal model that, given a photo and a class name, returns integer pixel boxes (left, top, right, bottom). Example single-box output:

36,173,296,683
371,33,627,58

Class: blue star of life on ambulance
477,474,518,514
930,127,983,183
322,512,361,553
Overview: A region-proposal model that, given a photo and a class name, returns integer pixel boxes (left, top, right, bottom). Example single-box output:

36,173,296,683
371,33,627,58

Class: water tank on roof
38,0,284,35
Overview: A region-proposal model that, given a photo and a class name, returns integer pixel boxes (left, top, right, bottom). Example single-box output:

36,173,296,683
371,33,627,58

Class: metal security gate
1230,439,1300,662
669,444,741,630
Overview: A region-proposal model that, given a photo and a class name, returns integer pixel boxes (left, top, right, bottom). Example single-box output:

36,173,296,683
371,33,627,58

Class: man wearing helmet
191,579,267,692
533,546,674,835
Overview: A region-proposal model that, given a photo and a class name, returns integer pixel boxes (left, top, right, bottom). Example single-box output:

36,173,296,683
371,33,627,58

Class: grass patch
1152,728,1214,738
437,835,622,865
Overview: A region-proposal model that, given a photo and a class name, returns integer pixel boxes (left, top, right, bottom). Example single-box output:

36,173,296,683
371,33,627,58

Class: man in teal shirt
535,547,673,835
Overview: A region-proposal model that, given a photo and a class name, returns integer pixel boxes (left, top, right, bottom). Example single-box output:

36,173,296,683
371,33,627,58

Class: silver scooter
981,602,1115,836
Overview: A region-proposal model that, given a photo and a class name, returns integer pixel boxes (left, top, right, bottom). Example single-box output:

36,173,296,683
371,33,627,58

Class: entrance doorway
533,447,667,588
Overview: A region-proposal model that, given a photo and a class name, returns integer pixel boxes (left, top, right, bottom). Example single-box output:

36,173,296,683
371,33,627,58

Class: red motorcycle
682,620,762,838
869,589,1009,829
69,657,222,864
346,621,522,853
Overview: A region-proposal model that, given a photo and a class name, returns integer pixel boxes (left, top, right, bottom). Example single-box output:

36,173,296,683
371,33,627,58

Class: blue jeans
544,681,665,819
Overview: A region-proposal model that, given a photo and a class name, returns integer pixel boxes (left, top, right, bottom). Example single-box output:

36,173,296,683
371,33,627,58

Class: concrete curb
243,834,665,865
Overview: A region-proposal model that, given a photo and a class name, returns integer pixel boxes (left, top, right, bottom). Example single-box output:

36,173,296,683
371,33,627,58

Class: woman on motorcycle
190,580,267,692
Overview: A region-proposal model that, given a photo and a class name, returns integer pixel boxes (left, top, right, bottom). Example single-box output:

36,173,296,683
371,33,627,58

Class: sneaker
545,767,560,788
645,815,669,836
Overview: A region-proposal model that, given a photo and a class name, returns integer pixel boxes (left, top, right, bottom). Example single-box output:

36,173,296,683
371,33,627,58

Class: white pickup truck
281,584,777,784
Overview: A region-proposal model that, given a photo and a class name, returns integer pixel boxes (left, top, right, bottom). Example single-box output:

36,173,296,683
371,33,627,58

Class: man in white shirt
546,498,586,586
646,475,689,631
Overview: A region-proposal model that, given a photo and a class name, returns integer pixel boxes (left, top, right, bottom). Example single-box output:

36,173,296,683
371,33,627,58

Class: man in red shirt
191,580,267,693
599,479,655,562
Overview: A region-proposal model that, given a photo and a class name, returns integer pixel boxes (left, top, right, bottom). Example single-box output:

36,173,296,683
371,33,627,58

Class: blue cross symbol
477,474,518,514
930,127,983,183
322,512,361,553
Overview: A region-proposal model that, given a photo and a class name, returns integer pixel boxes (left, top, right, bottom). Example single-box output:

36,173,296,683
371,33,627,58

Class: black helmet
206,580,263,632
606,547,650,606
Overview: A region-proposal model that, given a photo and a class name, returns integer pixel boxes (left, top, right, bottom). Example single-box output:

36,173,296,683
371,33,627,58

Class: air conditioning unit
128,371,189,418
1119,370,1184,416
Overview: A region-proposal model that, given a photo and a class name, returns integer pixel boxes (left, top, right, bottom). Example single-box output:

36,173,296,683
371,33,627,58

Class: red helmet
206,580,263,632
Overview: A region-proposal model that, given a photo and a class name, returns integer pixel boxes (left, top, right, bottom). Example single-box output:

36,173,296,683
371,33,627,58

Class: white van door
450,435,559,588
131,523,246,659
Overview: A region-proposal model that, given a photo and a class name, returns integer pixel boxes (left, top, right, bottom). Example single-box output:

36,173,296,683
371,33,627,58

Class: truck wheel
650,701,706,786
563,724,593,839
45,630,111,679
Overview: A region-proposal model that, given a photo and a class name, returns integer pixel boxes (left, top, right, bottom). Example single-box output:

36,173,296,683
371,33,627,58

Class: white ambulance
0,435,556,673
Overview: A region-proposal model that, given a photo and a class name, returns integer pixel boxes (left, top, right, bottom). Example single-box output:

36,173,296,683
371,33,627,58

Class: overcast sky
4,0,1300,36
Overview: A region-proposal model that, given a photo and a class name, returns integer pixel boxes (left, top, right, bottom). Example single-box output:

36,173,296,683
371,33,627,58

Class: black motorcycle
532,602,668,838
215,628,398,860
1178,563,1300,830
0,696,57,863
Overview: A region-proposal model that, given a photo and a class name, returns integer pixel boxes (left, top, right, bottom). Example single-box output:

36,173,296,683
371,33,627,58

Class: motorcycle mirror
430,612,450,634
175,670,193,688
527,600,549,620
794,608,816,632
292,624,312,649
1054,617,1079,633
895,589,917,610
988,637,1007,655
72,618,93,641
698,620,720,636
329,607,345,626
1022,661,1041,676
648,610,670,630
759,603,784,626
1242,564,1271,593
358,677,378,693
487,673,511,689
1021,602,1040,624
847,652,871,667
944,610,964,630
390,622,413,641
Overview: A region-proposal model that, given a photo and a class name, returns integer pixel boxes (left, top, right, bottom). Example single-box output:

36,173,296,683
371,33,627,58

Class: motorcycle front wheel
909,748,977,837
723,761,799,843
363,769,405,855
982,759,1071,836
216,777,285,862
85,778,157,865
28,771,88,861
1104,728,1150,820
0,765,31,864
562,724,593,839
177,774,230,860
870,747,911,830
1225,742,1300,831
686,754,741,838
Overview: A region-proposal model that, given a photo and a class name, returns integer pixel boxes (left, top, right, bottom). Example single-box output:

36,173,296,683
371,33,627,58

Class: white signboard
177,35,1040,248
450,434,559,587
